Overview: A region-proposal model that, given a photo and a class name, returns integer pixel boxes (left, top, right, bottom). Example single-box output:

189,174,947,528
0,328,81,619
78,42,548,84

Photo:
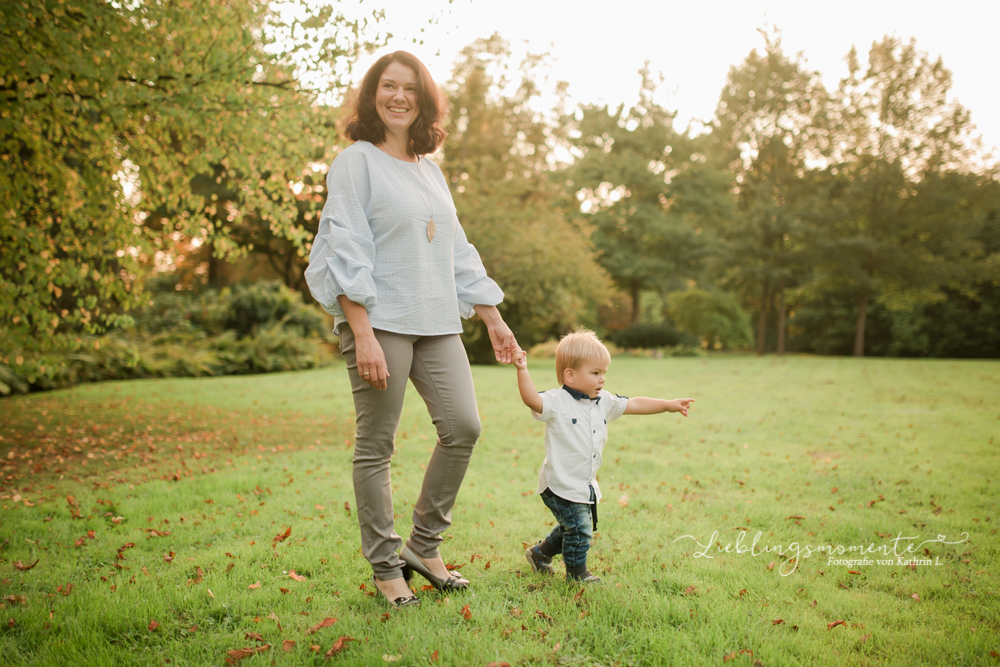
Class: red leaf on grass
772,618,784,625
911,593,920,601
324,636,356,657
288,570,306,582
305,617,337,635
273,527,291,546
723,652,737,663
535,610,553,622
486,663,511,667
460,604,472,620
147,529,170,538
848,570,861,575
163,552,175,563
767,562,775,571
245,632,264,642
248,581,261,590
269,612,282,632
14,560,39,571
225,645,270,664
148,620,159,631
282,640,295,652
828,620,846,630
57,583,73,596
684,586,697,595
573,588,585,601
431,650,439,661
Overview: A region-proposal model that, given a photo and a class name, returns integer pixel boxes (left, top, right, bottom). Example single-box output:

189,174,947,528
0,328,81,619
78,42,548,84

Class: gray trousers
339,325,481,580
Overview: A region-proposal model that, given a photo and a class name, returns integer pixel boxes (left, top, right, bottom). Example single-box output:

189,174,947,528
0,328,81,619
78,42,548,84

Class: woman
304,51,517,609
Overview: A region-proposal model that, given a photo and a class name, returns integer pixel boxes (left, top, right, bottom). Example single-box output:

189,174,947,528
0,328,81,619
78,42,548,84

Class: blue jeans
539,487,595,571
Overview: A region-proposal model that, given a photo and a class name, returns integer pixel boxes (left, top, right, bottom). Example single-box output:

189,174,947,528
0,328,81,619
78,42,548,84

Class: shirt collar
562,385,600,403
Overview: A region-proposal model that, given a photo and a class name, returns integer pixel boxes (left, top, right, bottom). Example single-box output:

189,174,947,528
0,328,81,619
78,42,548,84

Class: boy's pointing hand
668,398,695,417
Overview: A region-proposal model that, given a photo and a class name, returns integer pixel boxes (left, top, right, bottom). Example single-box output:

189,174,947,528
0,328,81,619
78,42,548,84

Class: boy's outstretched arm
624,397,694,416
512,347,544,413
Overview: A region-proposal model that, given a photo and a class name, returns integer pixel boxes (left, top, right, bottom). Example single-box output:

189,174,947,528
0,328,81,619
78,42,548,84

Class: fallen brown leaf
772,618,785,625
573,588,585,601
288,570,306,582
324,636,356,657
225,645,270,664
273,527,291,546
828,620,846,630
14,560,39,571
305,617,337,635
245,632,264,642
269,611,282,632
460,604,472,620
431,649,439,661
684,585,697,595
723,651,737,663
535,610,553,622
148,620,159,631
248,581,261,590
283,639,295,652
911,593,920,601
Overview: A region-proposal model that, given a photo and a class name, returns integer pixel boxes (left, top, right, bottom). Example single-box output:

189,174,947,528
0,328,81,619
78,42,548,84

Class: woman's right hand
354,331,389,390
338,295,390,391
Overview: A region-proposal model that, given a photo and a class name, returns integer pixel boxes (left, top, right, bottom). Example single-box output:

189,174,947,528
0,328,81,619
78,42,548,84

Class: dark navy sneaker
525,544,555,575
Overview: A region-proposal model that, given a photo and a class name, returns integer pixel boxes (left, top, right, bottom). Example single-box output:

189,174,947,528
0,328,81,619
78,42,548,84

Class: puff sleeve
452,218,504,318
304,150,378,319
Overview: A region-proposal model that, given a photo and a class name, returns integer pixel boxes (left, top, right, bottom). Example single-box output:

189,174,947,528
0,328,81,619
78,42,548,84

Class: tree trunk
776,282,786,356
630,280,641,326
853,290,869,357
206,248,226,289
756,279,770,355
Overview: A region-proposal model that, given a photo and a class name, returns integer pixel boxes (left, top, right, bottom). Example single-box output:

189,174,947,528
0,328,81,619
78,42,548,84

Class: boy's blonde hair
555,328,611,383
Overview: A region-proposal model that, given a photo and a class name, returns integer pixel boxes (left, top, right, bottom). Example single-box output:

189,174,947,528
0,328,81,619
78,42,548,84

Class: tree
567,65,717,325
443,34,612,358
1,0,378,358
821,36,984,355
708,32,829,354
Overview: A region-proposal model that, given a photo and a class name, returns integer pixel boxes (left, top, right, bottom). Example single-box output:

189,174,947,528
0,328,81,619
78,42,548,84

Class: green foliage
443,35,612,358
567,67,723,324
2,281,332,393
1,0,379,353
608,323,697,350
667,287,753,350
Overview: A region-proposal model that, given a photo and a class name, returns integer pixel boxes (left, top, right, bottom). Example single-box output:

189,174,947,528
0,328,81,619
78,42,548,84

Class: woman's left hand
474,305,518,364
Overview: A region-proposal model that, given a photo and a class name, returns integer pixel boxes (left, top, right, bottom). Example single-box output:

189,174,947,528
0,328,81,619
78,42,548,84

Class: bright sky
340,0,1000,156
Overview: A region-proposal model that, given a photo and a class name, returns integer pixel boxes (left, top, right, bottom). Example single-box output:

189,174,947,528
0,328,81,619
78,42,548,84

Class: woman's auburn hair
343,51,448,156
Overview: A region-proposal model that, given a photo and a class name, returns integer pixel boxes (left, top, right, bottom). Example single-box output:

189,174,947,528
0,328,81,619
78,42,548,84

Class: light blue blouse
304,141,503,336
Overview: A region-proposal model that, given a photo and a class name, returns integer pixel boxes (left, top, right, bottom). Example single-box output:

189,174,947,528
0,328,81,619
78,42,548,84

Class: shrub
667,288,753,350
1,280,334,395
608,323,698,350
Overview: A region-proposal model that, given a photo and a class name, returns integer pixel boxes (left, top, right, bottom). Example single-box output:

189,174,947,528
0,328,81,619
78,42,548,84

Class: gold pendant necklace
378,143,436,242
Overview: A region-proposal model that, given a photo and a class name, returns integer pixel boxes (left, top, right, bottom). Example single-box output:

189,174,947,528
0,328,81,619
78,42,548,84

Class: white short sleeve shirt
532,386,629,504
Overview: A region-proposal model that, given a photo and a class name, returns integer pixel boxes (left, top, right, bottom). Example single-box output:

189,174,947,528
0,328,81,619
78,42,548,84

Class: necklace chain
377,143,437,242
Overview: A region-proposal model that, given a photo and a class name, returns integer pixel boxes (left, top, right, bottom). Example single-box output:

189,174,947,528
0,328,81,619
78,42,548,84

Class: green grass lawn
1,355,998,666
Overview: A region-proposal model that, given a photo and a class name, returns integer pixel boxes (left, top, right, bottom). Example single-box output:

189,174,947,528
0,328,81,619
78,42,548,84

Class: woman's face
375,61,419,139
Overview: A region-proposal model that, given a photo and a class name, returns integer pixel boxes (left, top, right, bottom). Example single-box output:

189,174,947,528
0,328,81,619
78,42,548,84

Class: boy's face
564,356,608,399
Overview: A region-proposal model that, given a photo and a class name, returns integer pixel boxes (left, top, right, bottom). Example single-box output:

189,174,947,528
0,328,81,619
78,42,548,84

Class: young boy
512,328,693,582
